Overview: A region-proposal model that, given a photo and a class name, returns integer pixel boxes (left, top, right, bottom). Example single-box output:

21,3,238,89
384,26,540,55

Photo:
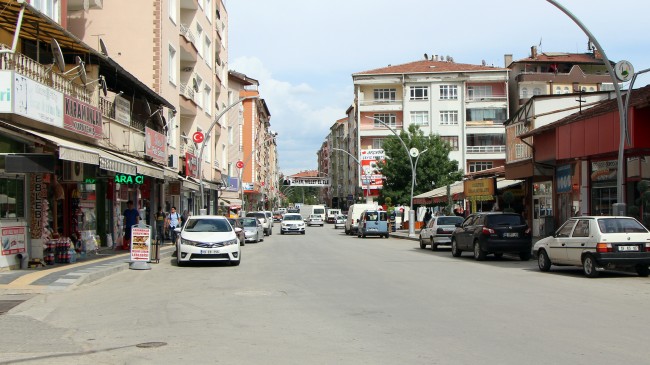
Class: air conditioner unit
168,154,179,169
63,161,84,182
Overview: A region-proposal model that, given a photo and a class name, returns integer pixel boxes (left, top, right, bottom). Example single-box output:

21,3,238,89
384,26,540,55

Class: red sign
145,127,167,164
1,226,26,255
185,152,199,178
64,95,102,139
236,160,244,169
192,131,204,144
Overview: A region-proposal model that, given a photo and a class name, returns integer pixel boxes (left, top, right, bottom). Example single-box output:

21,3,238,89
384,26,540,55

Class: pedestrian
155,206,166,246
424,208,432,223
181,209,190,223
122,200,140,250
166,206,182,244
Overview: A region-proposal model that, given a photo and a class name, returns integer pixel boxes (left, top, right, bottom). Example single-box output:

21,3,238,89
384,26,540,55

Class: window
228,126,233,144
467,85,492,100
521,87,528,99
440,136,459,151
194,75,203,108
196,23,204,56
204,37,212,67
373,89,396,102
556,220,577,238
515,144,526,158
533,88,542,96
410,111,429,126
466,108,507,123
466,134,505,147
564,86,570,94
468,161,493,173
222,144,227,170
168,45,177,85
372,138,383,149
410,86,428,100
32,0,60,23
204,85,212,115
440,110,459,125
555,86,562,94
168,0,177,24
572,220,590,237
372,113,396,128
205,0,212,22
0,176,25,219
167,109,177,149
439,85,458,100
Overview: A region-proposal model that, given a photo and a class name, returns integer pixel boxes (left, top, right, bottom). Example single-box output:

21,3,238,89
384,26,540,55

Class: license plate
368,228,377,231
618,245,639,252
503,232,519,238
200,250,220,254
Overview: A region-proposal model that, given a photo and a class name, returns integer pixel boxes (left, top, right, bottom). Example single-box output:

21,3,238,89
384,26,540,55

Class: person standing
122,200,140,250
166,206,182,244
424,208,432,224
155,206,166,246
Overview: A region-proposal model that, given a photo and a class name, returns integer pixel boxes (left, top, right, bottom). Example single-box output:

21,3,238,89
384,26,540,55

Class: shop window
0,175,25,219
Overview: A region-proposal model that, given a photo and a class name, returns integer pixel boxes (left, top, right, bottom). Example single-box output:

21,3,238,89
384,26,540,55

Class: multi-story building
317,139,329,204
351,57,510,199
69,0,230,216
326,118,348,209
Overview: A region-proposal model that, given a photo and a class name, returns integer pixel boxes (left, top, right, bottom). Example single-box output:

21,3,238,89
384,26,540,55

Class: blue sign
556,164,573,193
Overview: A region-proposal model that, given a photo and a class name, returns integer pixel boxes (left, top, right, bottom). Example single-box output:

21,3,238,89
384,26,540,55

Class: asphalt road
1,224,650,364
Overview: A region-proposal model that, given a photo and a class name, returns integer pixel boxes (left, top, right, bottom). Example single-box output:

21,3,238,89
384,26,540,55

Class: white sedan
307,214,324,227
176,215,241,266
281,213,306,235
334,215,347,229
419,215,464,251
533,216,650,277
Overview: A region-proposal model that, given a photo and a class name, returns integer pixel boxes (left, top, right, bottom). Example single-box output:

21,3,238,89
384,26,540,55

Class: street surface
1,225,649,364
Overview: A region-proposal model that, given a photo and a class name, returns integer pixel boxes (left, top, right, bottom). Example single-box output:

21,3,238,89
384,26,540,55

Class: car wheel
281,231,285,235
430,238,437,251
473,241,486,261
635,265,650,277
582,254,599,278
537,250,551,271
451,239,462,257
176,246,185,267
419,235,426,249
301,231,305,235
519,251,531,261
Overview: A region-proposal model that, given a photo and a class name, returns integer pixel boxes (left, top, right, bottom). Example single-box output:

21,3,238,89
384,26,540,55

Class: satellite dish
50,38,65,73
99,75,107,97
192,78,199,92
76,56,88,85
99,38,109,57
409,148,420,158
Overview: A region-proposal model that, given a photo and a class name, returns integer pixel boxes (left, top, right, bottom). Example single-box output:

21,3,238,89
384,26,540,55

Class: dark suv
451,212,532,261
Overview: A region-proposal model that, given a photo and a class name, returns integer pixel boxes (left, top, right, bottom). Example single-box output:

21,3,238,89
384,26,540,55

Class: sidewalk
0,244,176,295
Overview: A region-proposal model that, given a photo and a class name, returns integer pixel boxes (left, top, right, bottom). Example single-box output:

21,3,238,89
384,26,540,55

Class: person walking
122,200,140,250
166,206,182,244
155,206,166,246
424,208,432,224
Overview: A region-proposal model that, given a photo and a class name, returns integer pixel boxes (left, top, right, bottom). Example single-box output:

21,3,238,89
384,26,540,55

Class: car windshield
284,215,302,221
310,215,321,219
597,218,648,233
486,214,525,226
246,213,265,220
437,216,464,225
184,218,232,232
314,208,325,215
241,218,258,227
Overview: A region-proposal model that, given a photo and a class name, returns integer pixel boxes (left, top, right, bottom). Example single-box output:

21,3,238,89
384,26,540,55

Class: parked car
227,218,246,246
357,210,389,238
419,215,465,250
334,214,347,229
176,215,241,266
281,213,306,235
307,214,324,227
533,216,650,277
246,212,272,236
263,211,274,229
272,211,283,222
451,212,532,261
239,217,264,243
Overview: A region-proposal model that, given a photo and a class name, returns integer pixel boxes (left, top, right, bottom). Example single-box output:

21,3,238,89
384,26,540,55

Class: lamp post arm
623,67,650,145
199,95,259,211
331,147,370,199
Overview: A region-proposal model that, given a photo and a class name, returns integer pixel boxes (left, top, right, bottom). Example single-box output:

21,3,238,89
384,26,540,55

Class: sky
225,0,650,176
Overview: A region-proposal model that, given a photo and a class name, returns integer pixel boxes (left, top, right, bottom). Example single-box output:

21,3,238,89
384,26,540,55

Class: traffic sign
236,160,244,169
192,131,204,144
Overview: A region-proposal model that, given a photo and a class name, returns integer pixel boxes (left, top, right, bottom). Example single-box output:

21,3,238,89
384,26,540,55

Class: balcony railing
99,97,116,119
360,123,404,131
0,44,92,103
465,94,507,102
179,82,195,100
180,23,197,46
359,99,403,106
466,145,506,154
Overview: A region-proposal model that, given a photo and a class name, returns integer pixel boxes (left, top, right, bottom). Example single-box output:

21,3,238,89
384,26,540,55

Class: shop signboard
591,160,617,182
13,73,63,127
464,178,495,198
243,182,255,192
185,152,199,178
168,181,181,195
63,95,102,139
1,226,26,256
0,71,12,112
30,174,46,239
114,174,145,185
360,149,385,190
130,226,151,262
556,164,573,193
114,95,131,126
145,127,167,164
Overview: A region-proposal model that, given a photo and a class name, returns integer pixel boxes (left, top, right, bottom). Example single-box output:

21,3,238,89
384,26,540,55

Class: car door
564,219,591,265
422,218,435,238
458,215,477,249
546,219,577,264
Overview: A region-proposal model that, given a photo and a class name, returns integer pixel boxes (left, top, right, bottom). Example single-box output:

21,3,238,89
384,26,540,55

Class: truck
345,203,379,235
326,209,341,223
299,205,326,222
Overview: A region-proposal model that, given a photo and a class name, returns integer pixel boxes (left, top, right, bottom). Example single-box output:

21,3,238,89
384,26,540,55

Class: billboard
360,149,385,190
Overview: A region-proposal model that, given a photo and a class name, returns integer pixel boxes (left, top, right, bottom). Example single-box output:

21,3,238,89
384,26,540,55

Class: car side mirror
174,227,181,233
235,227,242,233
455,223,461,227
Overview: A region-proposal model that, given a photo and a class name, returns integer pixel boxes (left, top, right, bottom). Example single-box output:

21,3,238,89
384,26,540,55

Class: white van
345,203,378,235
300,205,326,222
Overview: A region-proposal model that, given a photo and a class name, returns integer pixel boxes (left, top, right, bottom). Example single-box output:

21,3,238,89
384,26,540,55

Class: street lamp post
198,96,259,214
364,116,423,237
330,147,371,201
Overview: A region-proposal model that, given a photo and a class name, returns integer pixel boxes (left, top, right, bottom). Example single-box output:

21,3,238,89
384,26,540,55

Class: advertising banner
130,226,151,262
13,73,63,127
145,127,167,163
1,226,26,256
185,152,199,178
114,95,131,126
0,71,12,112
360,149,385,190
464,178,495,197
64,95,102,139
556,164,573,193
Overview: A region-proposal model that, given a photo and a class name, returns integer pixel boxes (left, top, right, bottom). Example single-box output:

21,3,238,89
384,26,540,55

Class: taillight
646,243,650,252
482,227,495,235
596,243,613,253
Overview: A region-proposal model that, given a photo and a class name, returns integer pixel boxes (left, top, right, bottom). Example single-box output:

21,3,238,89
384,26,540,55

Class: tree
378,124,463,205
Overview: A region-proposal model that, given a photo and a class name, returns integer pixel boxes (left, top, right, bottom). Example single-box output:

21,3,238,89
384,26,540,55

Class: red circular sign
192,131,204,144
236,160,244,169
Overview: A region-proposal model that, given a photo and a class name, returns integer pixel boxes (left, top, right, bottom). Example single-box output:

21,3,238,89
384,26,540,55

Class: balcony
359,123,403,131
179,24,199,62
179,82,197,116
465,94,507,103
466,145,506,154
0,44,92,104
358,99,403,112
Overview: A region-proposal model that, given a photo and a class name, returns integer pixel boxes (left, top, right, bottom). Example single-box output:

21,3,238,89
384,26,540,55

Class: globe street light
364,116,423,237
198,95,259,213
330,147,371,201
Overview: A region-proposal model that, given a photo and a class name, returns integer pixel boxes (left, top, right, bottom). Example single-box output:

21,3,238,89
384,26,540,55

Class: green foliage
378,124,463,204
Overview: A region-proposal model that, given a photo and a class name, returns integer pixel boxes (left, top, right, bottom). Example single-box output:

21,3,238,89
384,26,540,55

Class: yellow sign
464,178,495,197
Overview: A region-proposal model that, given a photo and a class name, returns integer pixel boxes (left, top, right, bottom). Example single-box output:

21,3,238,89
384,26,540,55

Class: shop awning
15,127,100,165
163,167,179,180
96,149,137,175
497,179,523,190
102,151,164,179
182,177,200,191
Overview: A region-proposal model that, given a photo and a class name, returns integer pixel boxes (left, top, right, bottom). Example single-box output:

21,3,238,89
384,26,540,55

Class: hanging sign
114,174,145,185
192,131,205,144
130,226,151,262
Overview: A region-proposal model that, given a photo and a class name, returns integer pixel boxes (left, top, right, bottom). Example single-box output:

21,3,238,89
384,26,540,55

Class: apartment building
351,57,510,196
325,118,348,209
69,0,230,215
